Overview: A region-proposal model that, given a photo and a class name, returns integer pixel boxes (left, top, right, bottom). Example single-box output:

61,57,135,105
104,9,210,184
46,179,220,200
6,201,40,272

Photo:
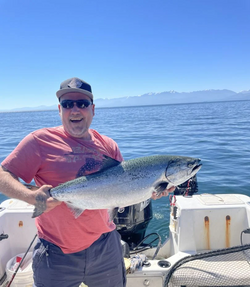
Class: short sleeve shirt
1,126,123,253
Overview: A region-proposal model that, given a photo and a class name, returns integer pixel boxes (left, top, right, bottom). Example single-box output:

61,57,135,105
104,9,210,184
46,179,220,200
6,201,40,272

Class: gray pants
32,230,126,287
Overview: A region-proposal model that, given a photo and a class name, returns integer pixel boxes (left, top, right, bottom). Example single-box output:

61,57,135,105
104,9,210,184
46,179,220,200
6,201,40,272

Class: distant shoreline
1,98,250,113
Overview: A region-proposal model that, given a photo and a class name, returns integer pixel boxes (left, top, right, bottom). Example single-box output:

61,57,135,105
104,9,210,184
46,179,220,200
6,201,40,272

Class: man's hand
32,185,61,213
151,186,176,200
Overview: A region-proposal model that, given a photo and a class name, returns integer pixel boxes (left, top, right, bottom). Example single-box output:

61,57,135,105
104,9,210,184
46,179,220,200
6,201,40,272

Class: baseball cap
56,77,93,101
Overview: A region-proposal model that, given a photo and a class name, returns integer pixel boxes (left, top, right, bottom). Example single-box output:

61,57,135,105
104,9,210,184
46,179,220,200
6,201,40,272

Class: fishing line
6,234,37,287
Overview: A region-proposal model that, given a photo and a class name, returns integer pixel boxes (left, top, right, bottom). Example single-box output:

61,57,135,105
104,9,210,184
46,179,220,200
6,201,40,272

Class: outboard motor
115,175,199,250
114,199,153,249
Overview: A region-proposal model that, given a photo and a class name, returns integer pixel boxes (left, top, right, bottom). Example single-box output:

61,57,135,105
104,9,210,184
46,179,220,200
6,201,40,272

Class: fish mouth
193,163,202,172
190,163,202,176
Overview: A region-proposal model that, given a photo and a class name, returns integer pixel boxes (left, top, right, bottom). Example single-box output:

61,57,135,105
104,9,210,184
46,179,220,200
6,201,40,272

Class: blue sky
0,0,249,110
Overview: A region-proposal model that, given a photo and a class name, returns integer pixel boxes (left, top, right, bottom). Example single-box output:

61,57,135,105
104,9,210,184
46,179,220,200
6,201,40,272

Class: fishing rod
6,234,37,287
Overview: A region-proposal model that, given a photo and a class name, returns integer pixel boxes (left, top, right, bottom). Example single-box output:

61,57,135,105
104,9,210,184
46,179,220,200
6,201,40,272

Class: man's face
58,92,95,139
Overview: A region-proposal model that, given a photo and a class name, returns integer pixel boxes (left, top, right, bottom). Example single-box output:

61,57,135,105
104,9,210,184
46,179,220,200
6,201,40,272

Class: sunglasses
60,99,92,109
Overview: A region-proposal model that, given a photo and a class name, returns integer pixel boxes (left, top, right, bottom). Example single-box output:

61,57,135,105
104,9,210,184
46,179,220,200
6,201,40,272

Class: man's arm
0,165,61,212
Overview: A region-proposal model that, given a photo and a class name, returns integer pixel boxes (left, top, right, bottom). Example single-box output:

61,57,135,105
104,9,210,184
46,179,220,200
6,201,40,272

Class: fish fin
32,196,48,218
167,183,174,189
108,208,119,222
97,155,121,173
32,206,45,218
154,182,169,196
66,203,85,218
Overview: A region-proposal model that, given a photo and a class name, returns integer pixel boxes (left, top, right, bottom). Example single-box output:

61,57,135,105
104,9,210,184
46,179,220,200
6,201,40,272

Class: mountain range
1,89,250,112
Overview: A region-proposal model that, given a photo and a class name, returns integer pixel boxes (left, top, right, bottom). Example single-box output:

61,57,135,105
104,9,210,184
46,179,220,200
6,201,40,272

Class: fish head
165,156,202,187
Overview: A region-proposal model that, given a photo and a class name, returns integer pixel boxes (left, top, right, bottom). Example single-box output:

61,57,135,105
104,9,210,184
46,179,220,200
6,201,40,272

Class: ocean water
1,100,250,240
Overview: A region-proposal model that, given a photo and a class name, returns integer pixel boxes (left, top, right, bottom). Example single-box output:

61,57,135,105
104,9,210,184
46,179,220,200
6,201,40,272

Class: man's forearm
0,165,34,204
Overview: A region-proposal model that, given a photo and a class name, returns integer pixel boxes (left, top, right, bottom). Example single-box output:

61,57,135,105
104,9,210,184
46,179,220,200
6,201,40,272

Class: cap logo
67,78,82,89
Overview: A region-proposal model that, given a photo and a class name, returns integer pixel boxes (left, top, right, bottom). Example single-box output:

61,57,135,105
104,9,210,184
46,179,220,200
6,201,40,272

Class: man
0,77,174,287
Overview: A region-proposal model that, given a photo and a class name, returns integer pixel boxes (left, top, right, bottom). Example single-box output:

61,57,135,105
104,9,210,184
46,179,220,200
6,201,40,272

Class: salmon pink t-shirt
1,126,123,253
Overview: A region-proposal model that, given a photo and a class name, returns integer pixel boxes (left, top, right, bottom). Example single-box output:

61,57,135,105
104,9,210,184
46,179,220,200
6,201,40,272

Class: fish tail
32,205,46,218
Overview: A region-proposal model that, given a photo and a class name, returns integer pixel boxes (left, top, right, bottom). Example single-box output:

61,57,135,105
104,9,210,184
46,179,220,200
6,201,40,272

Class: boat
1,181,250,286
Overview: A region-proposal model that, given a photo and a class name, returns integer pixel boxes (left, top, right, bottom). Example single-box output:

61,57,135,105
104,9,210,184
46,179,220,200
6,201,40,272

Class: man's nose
71,103,80,112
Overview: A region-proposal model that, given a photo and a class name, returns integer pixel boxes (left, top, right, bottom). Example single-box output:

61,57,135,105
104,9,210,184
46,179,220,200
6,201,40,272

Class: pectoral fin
108,208,119,222
66,203,85,218
154,182,169,196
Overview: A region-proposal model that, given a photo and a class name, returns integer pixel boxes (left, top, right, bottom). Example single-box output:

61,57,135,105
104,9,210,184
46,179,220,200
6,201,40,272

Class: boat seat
164,244,250,287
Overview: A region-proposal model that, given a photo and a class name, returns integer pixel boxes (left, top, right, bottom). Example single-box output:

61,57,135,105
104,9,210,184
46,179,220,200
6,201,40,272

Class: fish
32,155,202,218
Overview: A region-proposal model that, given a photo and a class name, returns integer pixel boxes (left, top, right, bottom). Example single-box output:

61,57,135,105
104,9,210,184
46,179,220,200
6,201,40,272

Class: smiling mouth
70,119,83,123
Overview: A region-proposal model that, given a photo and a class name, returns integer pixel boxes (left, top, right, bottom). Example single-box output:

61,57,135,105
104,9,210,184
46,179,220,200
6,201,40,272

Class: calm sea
1,100,250,240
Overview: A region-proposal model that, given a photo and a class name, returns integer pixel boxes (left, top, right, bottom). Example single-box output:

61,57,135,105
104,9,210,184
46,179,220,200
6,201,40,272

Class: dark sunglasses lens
60,100,92,109
61,100,74,109
76,100,91,108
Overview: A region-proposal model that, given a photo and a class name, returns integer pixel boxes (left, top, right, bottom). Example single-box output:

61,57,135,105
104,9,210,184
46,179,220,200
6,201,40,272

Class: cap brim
56,88,93,101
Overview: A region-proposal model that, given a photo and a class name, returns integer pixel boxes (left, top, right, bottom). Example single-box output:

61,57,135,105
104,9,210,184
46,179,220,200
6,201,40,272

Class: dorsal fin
97,155,121,173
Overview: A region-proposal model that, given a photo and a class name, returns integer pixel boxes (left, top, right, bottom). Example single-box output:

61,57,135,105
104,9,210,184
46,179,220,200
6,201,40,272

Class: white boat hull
1,193,250,287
